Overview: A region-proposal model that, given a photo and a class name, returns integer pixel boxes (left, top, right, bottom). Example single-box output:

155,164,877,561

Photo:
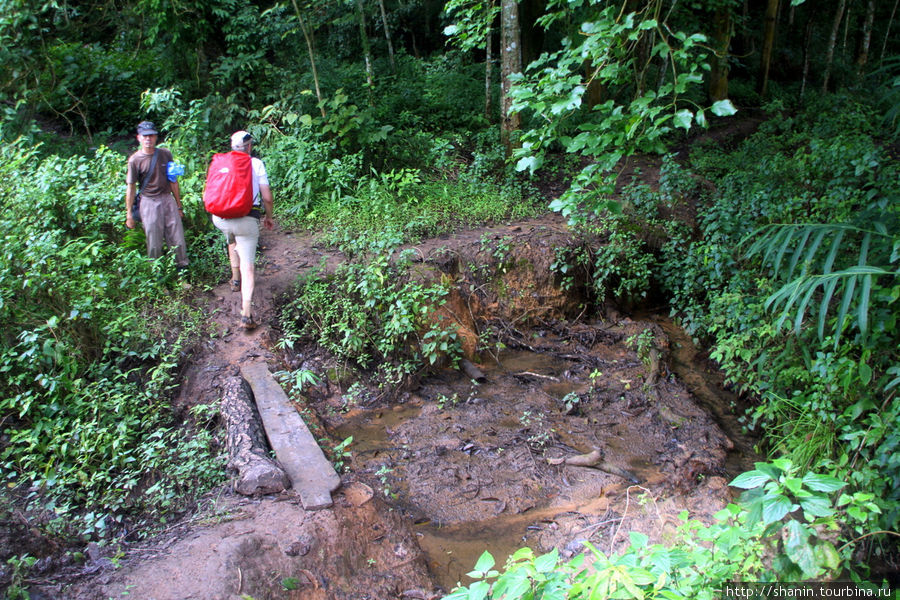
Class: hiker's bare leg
230,241,255,318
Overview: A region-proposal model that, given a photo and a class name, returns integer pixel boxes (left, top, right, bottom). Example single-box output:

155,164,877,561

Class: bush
654,96,900,540
0,135,225,544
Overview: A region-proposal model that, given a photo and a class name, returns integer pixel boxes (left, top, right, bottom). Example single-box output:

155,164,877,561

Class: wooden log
219,376,289,495
460,359,487,383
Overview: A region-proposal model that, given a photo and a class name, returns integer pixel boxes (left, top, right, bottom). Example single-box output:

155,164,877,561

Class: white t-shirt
250,156,269,206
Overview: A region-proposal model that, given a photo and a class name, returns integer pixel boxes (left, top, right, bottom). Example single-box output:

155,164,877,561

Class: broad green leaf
673,109,693,130
784,520,819,577
534,548,560,573
467,580,490,600
510,547,535,562
710,99,737,116
629,532,649,549
799,495,834,517
783,477,803,495
516,155,541,174
492,570,532,599
695,109,707,128
762,493,794,524
730,469,770,489
470,551,495,576
801,473,846,492
622,575,645,600
756,462,785,479
770,458,794,473
815,542,841,571
858,361,873,386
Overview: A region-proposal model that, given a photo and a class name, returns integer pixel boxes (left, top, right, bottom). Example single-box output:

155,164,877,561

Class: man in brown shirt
125,121,188,268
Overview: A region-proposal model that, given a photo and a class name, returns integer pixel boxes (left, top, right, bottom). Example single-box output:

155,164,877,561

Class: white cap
230,130,252,150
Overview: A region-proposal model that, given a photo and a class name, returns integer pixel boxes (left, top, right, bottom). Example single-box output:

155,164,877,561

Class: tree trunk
485,2,494,122
800,13,814,98
500,0,522,154
356,0,375,90
856,0,876,78
377,0,396,72
220,377,290,496
879,0,899,61
757,0,779,98
822,0,847,93
290,0,326,117
708,6,732,102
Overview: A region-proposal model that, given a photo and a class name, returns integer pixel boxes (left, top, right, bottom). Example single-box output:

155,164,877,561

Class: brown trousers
139,193,188,267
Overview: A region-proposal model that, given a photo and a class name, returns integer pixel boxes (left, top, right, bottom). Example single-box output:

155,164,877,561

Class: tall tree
879,0,899,61
356,0,376,90
500,0,522,153
855,0,876,78
758,0,780,98
377,0,397,72
485,0,496,121
822,0,848,92
709,1,734,102
799,12,815,98
290,0,327,117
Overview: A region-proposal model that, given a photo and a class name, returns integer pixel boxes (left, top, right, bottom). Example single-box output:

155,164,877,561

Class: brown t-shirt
126,147,174,198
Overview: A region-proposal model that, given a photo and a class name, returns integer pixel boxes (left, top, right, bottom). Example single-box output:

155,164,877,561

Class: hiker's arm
170,180,184,213
261,184,275,230
125,183,137,229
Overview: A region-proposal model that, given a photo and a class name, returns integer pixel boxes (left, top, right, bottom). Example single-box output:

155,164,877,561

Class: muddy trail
41,212,755,600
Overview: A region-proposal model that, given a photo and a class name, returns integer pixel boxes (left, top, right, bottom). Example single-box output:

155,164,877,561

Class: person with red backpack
124,121,189,269
206,130,275,330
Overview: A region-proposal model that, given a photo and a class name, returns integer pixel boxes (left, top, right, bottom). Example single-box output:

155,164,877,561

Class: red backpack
203,151,253,218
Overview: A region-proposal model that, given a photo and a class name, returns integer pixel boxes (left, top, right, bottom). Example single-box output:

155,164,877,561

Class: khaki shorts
212,215,259,263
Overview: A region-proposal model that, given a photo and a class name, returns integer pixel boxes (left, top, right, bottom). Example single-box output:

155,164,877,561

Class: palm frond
746,223,898,346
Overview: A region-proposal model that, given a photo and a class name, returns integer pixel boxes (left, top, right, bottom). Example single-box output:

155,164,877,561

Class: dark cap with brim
136,121,158,135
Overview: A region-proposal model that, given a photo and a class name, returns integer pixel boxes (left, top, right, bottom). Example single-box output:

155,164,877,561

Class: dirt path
51,227,440,600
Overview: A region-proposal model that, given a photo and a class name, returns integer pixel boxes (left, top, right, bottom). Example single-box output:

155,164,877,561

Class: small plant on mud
477,325,506,364
550,244,590,291
423,326,462,368
330,436,353,472
292,368,321,391
375,465,396,498
626,329,655,366
281,576,301,590
479,233,515,274
520,411,555,449
561,391,582,415
343,381,370,407
5,554,36,600
437,393,461,410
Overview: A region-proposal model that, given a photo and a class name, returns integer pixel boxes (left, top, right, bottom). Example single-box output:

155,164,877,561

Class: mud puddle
324,316,743,592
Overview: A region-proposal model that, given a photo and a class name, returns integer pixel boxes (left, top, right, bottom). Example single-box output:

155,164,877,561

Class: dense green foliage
0,137,226,542
281,239,462,393
657,96,900,536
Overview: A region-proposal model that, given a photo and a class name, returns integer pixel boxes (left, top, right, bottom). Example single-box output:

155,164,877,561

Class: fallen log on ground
547,449,639,483
219,376,289,495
